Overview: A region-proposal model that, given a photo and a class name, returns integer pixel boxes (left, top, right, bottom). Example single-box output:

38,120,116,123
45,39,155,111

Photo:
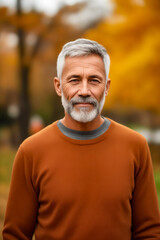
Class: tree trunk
17,0,30,143
18,63,30,143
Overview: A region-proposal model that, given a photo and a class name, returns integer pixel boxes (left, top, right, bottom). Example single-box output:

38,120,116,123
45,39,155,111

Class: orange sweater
3,119,160,240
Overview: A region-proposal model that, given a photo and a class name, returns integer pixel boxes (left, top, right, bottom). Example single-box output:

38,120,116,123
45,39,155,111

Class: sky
0,0,104,15
64,0,114,30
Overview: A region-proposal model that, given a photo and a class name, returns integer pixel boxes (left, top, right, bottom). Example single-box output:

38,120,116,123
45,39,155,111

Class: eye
89,78,101,84
69,79,80,84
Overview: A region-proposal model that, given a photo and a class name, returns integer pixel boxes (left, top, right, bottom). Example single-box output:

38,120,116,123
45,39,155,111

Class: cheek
62,85,78,100
92,88,106,101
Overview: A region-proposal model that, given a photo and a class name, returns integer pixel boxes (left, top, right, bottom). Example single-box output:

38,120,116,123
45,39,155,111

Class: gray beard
61,92,105,123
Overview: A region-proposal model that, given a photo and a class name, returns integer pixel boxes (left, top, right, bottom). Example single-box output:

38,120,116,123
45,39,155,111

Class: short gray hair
56,38,110,82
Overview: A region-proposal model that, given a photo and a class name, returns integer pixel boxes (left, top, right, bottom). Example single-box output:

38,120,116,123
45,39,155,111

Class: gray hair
56,38,110,82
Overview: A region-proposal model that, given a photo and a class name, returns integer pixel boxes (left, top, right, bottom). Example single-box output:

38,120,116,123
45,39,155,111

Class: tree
85,0,160,114
17,0,30,143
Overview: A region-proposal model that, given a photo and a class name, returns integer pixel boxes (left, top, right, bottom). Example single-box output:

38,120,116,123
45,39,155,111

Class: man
3,38,160,239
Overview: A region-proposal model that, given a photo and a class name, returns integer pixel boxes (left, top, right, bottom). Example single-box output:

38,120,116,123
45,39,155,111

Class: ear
105,79,111,96
54,77,61,96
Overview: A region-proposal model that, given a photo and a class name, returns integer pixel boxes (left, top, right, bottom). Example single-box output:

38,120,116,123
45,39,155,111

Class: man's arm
2,146,38,240
131,140,160,239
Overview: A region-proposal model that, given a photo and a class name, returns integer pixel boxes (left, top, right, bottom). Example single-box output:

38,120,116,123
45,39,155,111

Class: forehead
62,55,106,77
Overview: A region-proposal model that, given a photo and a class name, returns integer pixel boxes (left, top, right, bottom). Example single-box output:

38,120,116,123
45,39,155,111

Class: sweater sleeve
131,140,160,239
2,145,38,240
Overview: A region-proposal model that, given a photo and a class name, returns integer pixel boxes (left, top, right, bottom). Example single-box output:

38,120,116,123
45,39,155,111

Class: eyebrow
89,75,102,79
66,74,103,80
89,75,103,81
66,75,80,80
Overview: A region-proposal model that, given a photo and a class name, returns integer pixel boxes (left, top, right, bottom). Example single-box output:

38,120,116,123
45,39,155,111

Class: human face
54,55,110,123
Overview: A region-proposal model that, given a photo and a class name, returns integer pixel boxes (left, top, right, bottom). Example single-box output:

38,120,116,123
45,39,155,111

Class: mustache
70,97,98,107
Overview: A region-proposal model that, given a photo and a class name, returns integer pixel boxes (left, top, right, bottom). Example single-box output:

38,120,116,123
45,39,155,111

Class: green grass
154,169,160,207
0,147,15,184
0,147,15,240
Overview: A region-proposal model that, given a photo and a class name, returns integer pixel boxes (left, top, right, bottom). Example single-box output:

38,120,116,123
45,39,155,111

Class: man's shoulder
21,121,59,152
108,118,147,145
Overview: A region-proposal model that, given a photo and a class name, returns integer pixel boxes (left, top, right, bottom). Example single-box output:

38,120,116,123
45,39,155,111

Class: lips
74,102,93,106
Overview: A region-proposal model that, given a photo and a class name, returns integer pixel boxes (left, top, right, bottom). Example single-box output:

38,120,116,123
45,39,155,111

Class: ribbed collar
57,117,110,140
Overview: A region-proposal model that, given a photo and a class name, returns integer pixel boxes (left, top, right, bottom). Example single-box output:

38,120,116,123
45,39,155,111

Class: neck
61,113,104,131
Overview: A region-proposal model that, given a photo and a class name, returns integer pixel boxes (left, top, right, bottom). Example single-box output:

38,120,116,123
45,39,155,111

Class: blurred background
0,0,160,237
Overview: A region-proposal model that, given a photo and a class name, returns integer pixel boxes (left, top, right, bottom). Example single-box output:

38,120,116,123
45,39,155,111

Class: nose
78,80,91,97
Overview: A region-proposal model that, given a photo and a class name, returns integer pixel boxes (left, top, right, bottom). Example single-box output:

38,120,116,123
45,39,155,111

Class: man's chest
34,144,135,214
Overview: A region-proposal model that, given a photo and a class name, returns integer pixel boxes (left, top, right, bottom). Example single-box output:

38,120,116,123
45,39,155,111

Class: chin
70,109,99,123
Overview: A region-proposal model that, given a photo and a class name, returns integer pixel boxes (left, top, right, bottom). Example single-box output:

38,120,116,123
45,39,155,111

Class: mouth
74,103,93,107
73,102,95,110
72,102,94,113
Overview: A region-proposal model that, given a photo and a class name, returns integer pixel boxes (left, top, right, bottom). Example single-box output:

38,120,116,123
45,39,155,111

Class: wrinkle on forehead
62,55,106,80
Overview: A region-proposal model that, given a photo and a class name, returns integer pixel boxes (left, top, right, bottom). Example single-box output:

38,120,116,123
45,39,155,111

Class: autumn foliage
85,0,160,113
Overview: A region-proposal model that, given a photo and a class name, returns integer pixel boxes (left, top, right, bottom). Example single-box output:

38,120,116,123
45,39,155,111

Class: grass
0,148,15,183
154,169,160,207
0,147,160,239
0,147,15,239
